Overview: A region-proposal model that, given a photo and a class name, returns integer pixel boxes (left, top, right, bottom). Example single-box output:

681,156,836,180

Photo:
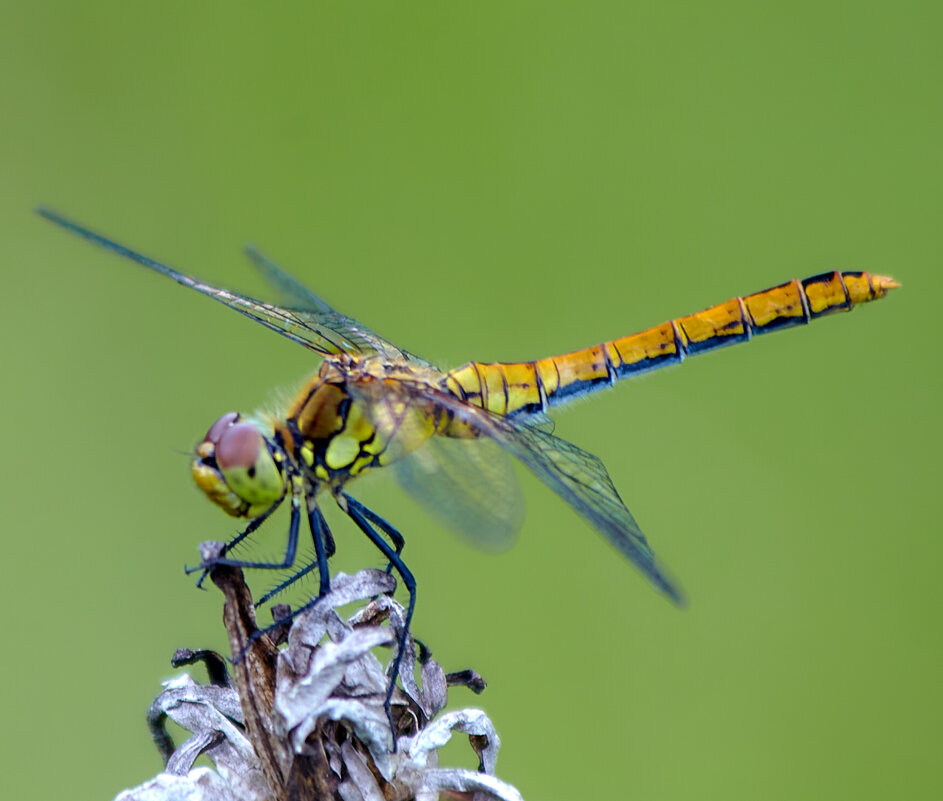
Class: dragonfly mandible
38,208,898,734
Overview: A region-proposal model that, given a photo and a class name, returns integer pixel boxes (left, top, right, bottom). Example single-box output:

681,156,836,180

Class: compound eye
214,422,284,509
216,423,262,471
203,412,240,445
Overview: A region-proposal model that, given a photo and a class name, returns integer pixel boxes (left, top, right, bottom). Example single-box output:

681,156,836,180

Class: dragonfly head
191,412,286,518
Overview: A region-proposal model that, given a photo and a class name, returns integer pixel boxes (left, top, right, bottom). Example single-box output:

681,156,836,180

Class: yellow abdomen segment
445,271,898,416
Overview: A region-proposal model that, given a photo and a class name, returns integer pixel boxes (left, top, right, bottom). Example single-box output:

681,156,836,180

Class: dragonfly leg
306,491,332,597
321,510,337,558
242,499,335,644
253,502,334,607
350,501,405,574
340,492,416,748
187,484,301,573
193,504,278,588
254,560,317,608
255,489,335,602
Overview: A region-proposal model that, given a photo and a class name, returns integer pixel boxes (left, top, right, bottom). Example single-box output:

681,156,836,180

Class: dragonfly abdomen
446,271,898,416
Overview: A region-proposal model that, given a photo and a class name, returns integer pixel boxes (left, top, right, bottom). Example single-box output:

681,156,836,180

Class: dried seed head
120,557,522,801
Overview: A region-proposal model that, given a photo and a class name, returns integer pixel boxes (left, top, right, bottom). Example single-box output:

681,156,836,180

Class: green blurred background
2,2,940,799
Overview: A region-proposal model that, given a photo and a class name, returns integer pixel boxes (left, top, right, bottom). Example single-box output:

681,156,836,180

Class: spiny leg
340,492,416,746
188,480,301,574
241,494,338,655
194,503,279,589
255,562,317,608
353,501,405,574
254,504,334,607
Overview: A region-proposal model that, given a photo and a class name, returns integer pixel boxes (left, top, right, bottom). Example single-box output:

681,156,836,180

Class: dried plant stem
208,543,333,800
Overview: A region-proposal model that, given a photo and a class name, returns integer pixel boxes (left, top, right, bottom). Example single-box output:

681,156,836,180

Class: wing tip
35,205,64,224
243,243,263,260
651,569,686,607
662,581,687,608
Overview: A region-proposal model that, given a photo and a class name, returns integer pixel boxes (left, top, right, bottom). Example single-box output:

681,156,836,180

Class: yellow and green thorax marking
282,360,450,485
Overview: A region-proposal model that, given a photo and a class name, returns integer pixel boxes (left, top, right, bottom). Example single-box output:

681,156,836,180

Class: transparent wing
449,394,682,603
349,377,683,604
243,245,334,313
344,377,523,551
243,245,428,363
393,435,524,552
475,414,682,602
37,208,397,358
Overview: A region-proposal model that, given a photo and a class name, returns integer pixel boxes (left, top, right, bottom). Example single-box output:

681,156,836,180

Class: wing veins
368,380,684,604
38,208,375,357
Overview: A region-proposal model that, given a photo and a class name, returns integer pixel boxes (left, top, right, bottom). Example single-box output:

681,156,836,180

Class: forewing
362,381,684,604
244,245,429,364
243,245,334,312
394,435,524,552
38,209,385,357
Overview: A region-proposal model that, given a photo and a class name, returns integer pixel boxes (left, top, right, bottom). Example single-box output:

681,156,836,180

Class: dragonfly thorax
285,366,448,488
191,411,287,519
287,377,393,483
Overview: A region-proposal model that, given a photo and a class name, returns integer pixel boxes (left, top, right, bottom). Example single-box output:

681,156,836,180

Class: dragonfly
38,208,898,736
